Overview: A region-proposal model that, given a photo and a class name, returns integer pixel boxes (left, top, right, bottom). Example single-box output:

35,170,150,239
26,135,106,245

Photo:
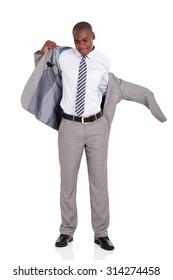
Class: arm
118,78,167,122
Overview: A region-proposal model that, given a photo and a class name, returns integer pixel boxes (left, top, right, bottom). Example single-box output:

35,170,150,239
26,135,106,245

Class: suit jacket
21,48,167,130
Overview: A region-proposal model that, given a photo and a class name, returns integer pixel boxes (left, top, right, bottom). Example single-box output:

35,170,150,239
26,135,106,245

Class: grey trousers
58,116,110,238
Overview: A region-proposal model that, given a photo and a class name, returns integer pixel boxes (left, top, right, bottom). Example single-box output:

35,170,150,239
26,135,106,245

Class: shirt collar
74,46,95,60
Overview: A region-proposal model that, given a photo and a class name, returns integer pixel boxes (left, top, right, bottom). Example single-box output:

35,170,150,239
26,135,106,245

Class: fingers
40,40,59,54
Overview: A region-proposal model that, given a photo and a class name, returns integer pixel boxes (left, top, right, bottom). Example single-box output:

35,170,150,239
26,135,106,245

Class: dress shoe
94,236,114,250
55,234,73,247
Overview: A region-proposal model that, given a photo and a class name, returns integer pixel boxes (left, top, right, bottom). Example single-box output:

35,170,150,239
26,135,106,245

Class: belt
63,111,102,124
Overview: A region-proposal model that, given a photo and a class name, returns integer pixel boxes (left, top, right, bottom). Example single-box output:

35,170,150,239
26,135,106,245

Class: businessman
22,21,166,251
39,22,114,250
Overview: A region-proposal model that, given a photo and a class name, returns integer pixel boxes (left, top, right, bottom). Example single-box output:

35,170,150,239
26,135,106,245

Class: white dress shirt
57,48,110,116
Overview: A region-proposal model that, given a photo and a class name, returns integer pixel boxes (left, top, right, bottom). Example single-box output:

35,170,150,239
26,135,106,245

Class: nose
78,41,86,49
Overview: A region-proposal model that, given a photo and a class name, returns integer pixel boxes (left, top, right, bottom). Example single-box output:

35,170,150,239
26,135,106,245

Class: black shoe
94,236,114,250
55,234,73,247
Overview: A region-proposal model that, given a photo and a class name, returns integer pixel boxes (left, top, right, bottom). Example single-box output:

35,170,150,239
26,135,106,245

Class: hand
40,40,59,54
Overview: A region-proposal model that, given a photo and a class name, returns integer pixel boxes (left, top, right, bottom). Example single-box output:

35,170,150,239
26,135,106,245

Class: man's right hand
40,40,59,54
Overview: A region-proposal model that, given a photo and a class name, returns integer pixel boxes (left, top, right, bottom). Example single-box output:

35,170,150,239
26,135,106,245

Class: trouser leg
58,119,84,236
85,116,110,237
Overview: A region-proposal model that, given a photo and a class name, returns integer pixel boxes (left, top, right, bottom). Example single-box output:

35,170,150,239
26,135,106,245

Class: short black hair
73,22,93,33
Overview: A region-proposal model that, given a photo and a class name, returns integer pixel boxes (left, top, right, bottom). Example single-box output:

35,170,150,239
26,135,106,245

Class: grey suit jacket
21,48,166,130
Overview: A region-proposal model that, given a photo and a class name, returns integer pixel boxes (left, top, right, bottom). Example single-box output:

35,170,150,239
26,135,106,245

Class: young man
40,22,114,250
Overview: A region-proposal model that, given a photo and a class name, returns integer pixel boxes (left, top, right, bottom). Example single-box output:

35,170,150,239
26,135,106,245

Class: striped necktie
75,56,87,116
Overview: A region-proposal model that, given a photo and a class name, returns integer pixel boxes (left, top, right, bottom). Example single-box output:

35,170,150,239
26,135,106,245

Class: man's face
73,28,95,56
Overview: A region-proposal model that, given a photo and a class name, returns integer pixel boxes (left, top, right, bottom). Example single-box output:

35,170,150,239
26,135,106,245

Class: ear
92,32,96,40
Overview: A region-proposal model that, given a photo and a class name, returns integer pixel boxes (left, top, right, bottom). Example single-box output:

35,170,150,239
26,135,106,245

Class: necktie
75,56,87,116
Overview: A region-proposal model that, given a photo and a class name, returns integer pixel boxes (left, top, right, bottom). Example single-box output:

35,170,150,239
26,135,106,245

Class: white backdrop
1,0,172,279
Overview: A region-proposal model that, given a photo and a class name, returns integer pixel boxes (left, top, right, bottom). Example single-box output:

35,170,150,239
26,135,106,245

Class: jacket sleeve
117,78,167,122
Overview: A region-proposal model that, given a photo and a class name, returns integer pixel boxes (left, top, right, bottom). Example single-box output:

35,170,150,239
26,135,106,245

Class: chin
79,51,87,56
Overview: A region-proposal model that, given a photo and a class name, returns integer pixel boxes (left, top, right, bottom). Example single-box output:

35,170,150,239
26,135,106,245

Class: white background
0,0,172,279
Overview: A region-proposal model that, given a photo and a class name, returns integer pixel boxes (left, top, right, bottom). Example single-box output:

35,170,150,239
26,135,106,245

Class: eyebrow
74,36,89,42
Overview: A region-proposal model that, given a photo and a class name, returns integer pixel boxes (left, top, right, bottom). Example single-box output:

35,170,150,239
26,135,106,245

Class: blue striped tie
75,56,87,116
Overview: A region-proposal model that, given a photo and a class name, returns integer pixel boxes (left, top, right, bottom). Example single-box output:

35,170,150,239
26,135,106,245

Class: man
22,21,166,251
40,22,114,250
